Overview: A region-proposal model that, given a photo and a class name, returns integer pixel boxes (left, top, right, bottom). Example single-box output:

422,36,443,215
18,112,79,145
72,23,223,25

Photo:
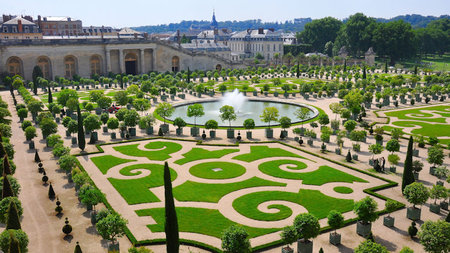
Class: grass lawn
385,105,450,123
135,207,279,239
233,146,305,162
175,147,240,165
189,162,246,179
258,160,367,185
91,155,136,174
334,186,354,194
232,189,355,221
173,177,285,203
392,121,450,144
113,141,182,161
108,163,177,205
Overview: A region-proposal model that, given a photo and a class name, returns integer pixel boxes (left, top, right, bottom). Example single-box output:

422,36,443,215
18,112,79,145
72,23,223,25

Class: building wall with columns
0,39,243,80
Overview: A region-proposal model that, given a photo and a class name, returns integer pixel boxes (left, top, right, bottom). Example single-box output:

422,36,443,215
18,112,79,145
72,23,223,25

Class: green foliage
402,136,415,192
172,117,186,129
138,115,155,130
124,109,140,127
17,108,28,120
260,107,279,128
0,176,20,197
24,126,37,141
386,139,400,153
57,89,78,106
220,105,237,128
58,155,77,172
353,196,378,223
6,201,21,230
155,102,174,125
327,210,344,231
429,184,447,204
0,197,22,223
114,90,129,106
83,114,101,132
354,239,388,253
293,213,320,241
279,116,292,130
79,184,104,207
368,144,384,156
39,118,57,139
344,120,357,132
46,134,63,148
187,103,205,127
280,226,297,245
418,220,450,253
91,155,135,175
21,120,32,130
128,246,153,253
221,225,251,253
164,161,179,252
52,143,70,157
0,229,28,253
427,145,444,166
107,117,119,130
388,154,400,166
205,119,219,130
96,213,128,243
77,106,85,151
399,247,414,253
299,16,342,52
100,113,109,125
403,182,430,207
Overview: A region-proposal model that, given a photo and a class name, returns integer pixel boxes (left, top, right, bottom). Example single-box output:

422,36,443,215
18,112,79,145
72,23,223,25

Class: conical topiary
158,127,163,136
3,156,12,175
6,201,21,230
55,197,63,215
2,175,15,199
319,248,324,253
346,150,352,162
48,183,55,199
74,241,82,253
34,150,41,163
8,234,20,253
62,217,72,235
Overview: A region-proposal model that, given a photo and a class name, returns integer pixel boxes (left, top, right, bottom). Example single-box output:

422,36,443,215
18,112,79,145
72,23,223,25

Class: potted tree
279,116,292,139
412,160,423,180
387,154,400,173
138,115,155,135
205,119,218,138
403,182,429,220
353,196,378,238
83,114,101,143
429,184,446,214
383,199,400,227
155,102,174,134
434,166,449,186
173,117,186,136
368,144,384,167
187,103,204,137
327,210,344,245
294,107,310,136
280,226,296,253
107,117,119,139
260,106,279,138
24,126,37,149
124,109,140,137
219,105,237,139
100,113,109,133
427,145,444,175
293,213,320,253
243,119,255,139
96,213,128,253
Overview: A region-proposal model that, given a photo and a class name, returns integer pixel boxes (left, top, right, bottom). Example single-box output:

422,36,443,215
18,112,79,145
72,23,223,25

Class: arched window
7,57,22,76
90,55,101,76
37,57,51,79
64,56,77,79
172,56,179,72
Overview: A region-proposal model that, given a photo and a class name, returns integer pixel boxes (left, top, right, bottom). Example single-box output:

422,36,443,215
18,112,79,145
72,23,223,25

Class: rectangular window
2,27,7,33
12,27,17,33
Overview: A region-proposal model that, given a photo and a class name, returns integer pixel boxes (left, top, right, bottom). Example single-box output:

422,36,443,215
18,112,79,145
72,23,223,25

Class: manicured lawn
135,207,279,239
334,186,354,194
232,189,355,221
189,162,246,179
392,121,450,144
385,105,450,123
113,141,182,161
173,177,285,203
258,160,367,185
233,146,304,162
175,147,240,165
108,163,177,205
91,155,136,174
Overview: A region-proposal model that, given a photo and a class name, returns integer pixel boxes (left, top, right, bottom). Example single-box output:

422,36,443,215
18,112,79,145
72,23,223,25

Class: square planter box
108,242,120,253
282,246,294,253
356,221,372,237
383,216,395,227
103,126,108,133
253,91,258,96
413,149,419,157
265,128,273,138
28,141,35,150
430,203,440,214
390,166,397,173
335,148,341,155
227,129,235,139
209,130,216,138
352,154,358,161
110,133,116,139
440,201,448,210
129,128,136,137
71,137,77,145
160,124,169,134
413,172,419,181
274,92,279,97
297,239,313,253
281,130,288,138
407,207,421,221
283,93,289,98
246,131,252,139
176,128,183,136
429,167,436,175
307,139,313,146
329,232,341,245
146,127,154,135
66,130,71,137
190,127,199,137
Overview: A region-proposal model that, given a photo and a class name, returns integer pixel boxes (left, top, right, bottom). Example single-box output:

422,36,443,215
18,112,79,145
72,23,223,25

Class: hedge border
74,137,403,252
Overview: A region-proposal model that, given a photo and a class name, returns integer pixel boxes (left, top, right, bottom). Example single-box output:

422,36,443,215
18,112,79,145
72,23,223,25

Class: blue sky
3,0,449,28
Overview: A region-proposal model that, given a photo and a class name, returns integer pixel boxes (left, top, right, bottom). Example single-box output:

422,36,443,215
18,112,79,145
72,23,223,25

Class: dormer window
24,27,30,33
12,27,18,33
2,27,7,33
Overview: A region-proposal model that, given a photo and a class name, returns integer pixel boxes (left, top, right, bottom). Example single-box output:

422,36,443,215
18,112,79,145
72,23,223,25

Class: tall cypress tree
343,59,347,72
363,65,367,79
3,156,12,175
2,175,15,199
48,88,53,104
402,136,415,193
384,61,388,73
77,105,85,151
296,62,300,78
164,161,179,252
6,201,21,230
187,67,191,83
8,234,20,253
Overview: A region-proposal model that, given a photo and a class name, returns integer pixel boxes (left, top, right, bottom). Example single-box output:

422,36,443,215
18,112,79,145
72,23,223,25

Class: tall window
37,57,51,79
64,56,76,78
7,57,22,76
90,55,101,76
172,56,180,72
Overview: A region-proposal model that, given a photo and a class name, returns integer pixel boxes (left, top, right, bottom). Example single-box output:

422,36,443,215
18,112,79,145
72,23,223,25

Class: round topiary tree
173,117,186,136
205,119,218,138
221,225,251,253
62,217,72,236
403,182,429,221
418,220,450,253
353,196,378,237
293,213,320,252
354,240,388,253
280,225,297,251
327,210,344,245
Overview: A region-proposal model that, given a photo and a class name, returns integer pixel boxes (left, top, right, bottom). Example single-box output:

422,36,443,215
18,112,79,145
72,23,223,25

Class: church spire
211,9,218,29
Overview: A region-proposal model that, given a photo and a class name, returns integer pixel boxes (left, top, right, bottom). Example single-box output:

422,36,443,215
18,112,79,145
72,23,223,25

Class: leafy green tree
260,107,279,129
5,201,21,230
83,114,101,133
89,90,105,102
327,210,344,234
107,117,119,131
173,117,186,130
123,110,140,128
0,197,22,223
298,17,343,52
27,99,43,120
132,98,151,114
403,182,430,208
344,120,357,132
293,213,320,242
344,13,377,56
32,66,43,94
58,155,77,172
243,119,255,130
114,90,129,106
280,226,297,248
17,108,28,121
386,139,400,153
427,145,444,167
57,89,78,107
354,240,388,253
138,115,155,130
221,225,251,253
24,126,37,141
295,107,310,130
79,185,104,210
343,89,363,118
418,220,450,253
39,118,57,139
96,213,128,246
279,116,292,131
220,105,237,129
97,96,112,109
163,161,179,252
0,229,28,253
402,136,415,192
187,103,205,128
155,102,174,125
353,196,378,225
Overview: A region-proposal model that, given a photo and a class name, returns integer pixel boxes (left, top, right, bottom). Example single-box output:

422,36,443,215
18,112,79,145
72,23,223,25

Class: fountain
220,89,247,114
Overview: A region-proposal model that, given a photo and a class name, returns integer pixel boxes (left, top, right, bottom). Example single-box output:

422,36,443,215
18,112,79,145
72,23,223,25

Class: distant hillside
133,14,448,34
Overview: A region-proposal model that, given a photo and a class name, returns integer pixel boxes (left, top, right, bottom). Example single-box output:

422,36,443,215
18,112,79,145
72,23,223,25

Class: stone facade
0,38,244,80
228,28,284,61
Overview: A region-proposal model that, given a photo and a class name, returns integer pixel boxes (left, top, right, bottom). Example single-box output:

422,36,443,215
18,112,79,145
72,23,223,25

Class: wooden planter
406,207,421,221
297,239,313,253
71,137,77,145
430,203,440,214
209,130,216,138
110,132,116,139
227,129,235,139
266,128,273,138
161,124,169,134
383,216,395,227
356,221,372,237
440,201,448,210
190,127,199,137
246,131,252,139
176,128,183,136
329,232,341,245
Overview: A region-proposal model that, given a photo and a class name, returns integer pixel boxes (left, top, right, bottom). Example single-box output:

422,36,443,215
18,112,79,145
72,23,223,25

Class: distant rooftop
42,16,80,22
3,17,36,25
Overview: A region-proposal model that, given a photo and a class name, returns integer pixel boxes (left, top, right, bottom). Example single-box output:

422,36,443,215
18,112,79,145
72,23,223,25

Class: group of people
373,157,386,172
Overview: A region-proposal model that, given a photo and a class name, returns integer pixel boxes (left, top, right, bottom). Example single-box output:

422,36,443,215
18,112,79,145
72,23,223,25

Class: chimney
37,15,42,29
258,28,264,34
43,17,47,21
68,17,71,22
101,25,104,39
18,20,23,33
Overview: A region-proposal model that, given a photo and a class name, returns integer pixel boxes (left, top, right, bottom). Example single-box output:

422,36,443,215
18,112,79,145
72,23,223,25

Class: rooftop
3,17,36,26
